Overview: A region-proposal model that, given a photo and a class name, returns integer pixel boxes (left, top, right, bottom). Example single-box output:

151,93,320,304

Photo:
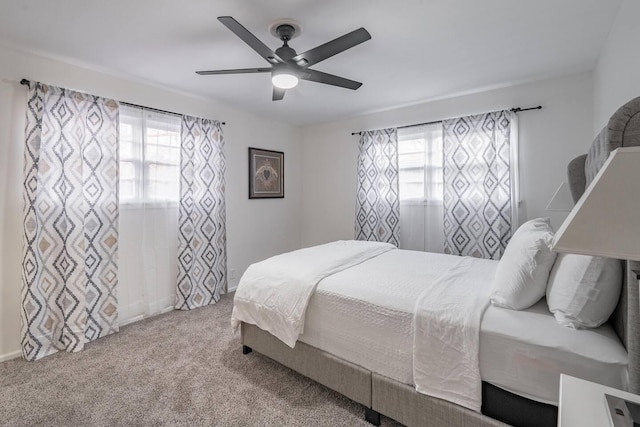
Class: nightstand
558,374,640,427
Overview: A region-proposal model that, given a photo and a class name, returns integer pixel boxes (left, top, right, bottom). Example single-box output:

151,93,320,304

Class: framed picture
248,147,284,199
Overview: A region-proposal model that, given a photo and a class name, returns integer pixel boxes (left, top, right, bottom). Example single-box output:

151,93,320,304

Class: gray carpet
0,293,402,426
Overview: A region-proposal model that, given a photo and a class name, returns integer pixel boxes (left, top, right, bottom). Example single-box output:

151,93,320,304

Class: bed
235,96,640,427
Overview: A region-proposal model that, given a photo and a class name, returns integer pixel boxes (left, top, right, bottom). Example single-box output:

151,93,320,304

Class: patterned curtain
355,128,400,246
175,116,227,310
21,82,119,361
442,110,513,259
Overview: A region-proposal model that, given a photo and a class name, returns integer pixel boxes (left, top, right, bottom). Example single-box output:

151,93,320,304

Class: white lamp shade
552,147,640,260
545,181,574,212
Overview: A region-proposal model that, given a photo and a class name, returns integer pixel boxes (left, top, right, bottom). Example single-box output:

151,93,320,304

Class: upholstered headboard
568,97,640,201
566,96,640,393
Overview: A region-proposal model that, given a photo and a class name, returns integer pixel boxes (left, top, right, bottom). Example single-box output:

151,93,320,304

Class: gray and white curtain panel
175,116,227,310
442,110,514,260
22,82,120,361
355,128,400,246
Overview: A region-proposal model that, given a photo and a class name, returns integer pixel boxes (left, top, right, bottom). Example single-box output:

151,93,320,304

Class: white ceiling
0,0,621,126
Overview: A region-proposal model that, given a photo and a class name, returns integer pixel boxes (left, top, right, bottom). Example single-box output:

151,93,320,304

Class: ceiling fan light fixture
198,17,371,100
272,72,299,89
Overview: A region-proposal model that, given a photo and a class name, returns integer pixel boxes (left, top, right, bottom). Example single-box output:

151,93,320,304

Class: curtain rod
350,105,542,136
19,79,226,125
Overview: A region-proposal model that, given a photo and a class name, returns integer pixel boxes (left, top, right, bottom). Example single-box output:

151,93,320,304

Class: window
397,123,445,253
398,122,443,204
118,105,182,324
119,105,181,204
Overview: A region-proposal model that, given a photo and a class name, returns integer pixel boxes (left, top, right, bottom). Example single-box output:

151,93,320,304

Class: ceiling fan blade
292,28,371,68
301,69,363,90
272,87,286,101
196,68,271,75
218,16,283,64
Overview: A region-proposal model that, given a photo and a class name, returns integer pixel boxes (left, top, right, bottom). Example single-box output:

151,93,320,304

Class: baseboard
120,314,145,326
0,350,21,362
160,305,174,315
227,285,237,293
119,305,174,327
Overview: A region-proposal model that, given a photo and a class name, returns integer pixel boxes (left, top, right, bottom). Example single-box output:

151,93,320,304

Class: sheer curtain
175,116,227,310
442,110,518,260
397,123,444,253
21,82,119,360
118,105,181,324
355,128,400,246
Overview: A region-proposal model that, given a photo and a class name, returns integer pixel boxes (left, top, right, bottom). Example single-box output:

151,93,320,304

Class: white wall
300,72,594,247
594,0,640,131
0,44,302,361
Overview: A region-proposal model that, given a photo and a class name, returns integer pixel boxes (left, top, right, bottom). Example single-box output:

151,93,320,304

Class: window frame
118,107,181,208
397,124,444,205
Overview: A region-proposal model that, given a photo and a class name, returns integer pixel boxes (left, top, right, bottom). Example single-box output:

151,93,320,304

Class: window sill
400,199,443,206
119,201,179,210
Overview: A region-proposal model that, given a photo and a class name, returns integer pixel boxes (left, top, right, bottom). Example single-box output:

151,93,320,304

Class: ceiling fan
196,16,371,101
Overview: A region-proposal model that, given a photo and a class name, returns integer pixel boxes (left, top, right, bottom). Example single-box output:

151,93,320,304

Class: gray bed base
239,96,640,427
243,322,508,427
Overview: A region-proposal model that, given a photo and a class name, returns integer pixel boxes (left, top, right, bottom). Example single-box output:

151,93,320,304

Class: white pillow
546,254,622,329
490,218,557,310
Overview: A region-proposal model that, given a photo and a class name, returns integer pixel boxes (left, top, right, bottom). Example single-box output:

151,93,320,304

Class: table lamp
552,146,640,427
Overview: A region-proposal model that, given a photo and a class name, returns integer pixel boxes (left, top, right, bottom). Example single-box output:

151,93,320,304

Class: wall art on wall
248,147,284,199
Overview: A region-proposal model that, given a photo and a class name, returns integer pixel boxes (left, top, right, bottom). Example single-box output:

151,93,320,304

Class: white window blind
119,105,181,204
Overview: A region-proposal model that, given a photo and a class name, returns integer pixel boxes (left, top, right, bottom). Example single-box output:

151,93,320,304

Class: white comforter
232,241,491,412
231,240,395,347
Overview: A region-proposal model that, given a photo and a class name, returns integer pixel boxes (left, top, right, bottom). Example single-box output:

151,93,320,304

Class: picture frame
248,147,284,199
